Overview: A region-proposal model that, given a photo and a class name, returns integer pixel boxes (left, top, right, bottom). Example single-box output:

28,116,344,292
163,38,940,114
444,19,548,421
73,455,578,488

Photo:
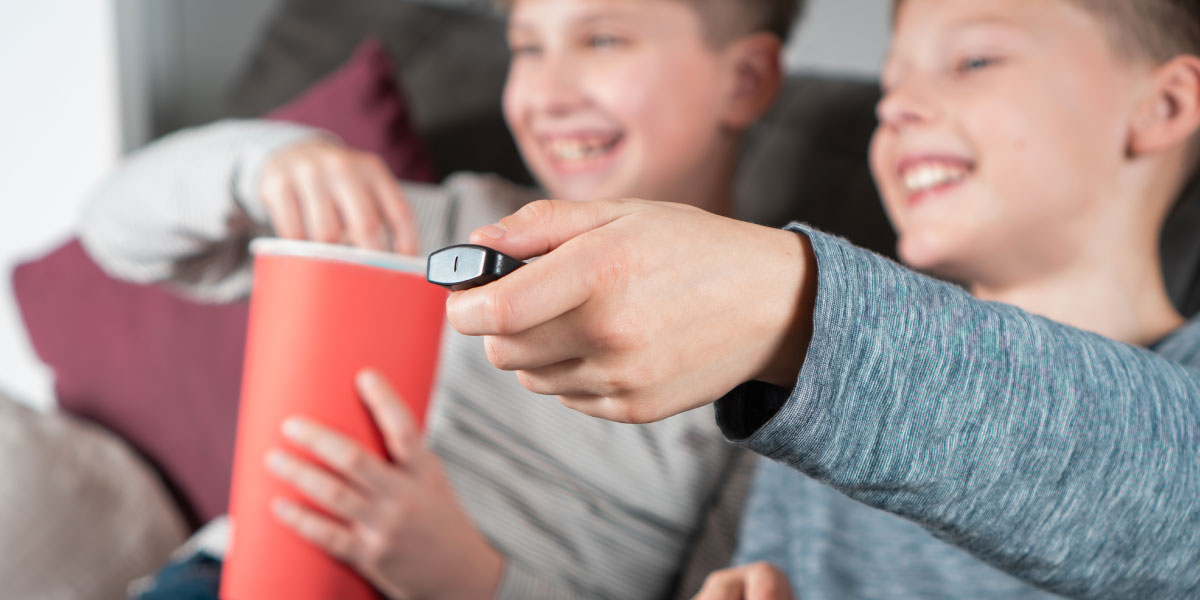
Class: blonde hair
497,0,804,46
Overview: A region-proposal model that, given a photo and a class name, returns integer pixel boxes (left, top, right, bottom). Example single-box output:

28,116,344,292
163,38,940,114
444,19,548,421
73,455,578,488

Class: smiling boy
82,1,802,598
442,0,1200,598
702,3,1200,597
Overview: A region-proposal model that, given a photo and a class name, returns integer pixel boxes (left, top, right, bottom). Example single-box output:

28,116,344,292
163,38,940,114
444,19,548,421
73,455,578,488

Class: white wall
0,1,125,410
787,0,892,77
136,0,279,140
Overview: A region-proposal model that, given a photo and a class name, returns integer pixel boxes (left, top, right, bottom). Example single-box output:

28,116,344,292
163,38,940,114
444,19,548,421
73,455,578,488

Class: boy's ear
720,33,784,131
1128,55,1200,157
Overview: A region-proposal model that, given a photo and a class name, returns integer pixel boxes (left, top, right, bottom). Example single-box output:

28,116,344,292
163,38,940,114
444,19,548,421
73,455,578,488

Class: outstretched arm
445,199,1200,599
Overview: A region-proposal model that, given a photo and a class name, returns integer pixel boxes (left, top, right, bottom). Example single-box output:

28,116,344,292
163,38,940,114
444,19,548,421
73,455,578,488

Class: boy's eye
510,43,543,58
956,56,998,74
588,34,625,49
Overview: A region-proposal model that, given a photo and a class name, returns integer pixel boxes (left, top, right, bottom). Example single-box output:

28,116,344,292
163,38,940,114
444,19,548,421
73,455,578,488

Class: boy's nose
876,82,937,129
527,58,589,116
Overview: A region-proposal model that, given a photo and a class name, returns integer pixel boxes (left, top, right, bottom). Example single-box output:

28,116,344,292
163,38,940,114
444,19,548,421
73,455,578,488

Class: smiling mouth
900,159,973,199
542,133,624,168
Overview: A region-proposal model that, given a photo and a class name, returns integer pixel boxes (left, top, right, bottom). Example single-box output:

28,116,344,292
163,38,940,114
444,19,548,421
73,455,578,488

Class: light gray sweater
718,226,1200,599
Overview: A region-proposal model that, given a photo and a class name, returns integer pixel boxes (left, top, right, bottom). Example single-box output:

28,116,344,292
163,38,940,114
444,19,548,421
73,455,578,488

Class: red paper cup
221,239,447,600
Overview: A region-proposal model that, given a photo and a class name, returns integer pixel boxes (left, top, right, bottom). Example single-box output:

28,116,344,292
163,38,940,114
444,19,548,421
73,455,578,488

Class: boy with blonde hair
85,1,805,598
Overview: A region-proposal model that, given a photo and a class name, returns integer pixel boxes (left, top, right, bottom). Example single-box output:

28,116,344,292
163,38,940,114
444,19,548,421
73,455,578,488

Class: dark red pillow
268,38,435,183
13,38,433,528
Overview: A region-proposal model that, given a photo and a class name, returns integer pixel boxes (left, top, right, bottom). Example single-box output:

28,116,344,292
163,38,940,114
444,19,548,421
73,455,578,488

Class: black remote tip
426,244,525,291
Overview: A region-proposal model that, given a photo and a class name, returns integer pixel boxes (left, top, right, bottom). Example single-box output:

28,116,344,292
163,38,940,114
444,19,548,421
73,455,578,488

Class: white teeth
547,137,619,161
902,163,968,194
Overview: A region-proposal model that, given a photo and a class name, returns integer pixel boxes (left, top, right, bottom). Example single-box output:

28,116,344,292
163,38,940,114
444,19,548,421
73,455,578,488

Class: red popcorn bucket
221,239,447,600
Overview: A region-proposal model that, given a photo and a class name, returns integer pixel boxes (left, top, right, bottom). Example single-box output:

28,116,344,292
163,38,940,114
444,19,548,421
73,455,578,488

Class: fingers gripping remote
426,244,525,291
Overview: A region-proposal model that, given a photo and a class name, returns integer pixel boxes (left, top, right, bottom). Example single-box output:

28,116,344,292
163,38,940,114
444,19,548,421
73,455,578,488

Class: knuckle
610,392,661,425
379,501,408,535
601,398,639,425
515,370,547,395
322,151,354,171
340,445,369,474
515,198,556,227
259,174,287,199
328,532,356,560
326,483,355,508
583,313,641,353
293,159,320,183
356,538,385,568
483,291,521,335
354,219,383,241
701,569,733,588
313,224,342,244
483,337,508,369
360,153,387,173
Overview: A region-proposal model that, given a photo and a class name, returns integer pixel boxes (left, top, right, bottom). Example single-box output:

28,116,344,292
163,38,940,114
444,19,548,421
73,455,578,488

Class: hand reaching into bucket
266,370,502,600
259,139,420,254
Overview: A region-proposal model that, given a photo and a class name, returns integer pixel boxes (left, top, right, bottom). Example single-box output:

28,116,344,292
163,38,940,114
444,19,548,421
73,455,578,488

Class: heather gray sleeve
715,226,1200,599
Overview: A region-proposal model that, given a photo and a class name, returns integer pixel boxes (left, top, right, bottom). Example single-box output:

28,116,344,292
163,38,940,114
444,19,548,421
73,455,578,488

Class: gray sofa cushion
0,394,187,600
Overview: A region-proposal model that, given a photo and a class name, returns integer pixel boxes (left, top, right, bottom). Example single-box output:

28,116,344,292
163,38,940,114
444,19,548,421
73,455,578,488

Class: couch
9,0,1200,598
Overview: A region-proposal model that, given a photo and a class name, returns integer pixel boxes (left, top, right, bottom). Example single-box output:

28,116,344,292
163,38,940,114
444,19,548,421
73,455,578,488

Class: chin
896,231,965,275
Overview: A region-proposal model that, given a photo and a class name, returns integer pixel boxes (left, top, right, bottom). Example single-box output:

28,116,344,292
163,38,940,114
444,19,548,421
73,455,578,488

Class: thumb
468,198,648,259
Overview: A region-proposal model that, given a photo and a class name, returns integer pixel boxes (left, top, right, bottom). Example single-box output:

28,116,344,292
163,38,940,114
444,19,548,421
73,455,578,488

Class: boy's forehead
890,0,1108,52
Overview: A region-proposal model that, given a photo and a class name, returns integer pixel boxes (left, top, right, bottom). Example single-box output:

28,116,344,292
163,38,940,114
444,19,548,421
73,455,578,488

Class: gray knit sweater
717,226,1200,599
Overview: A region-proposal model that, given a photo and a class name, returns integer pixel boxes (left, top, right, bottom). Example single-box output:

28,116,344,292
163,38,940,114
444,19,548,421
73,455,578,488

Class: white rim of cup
250,238,427,274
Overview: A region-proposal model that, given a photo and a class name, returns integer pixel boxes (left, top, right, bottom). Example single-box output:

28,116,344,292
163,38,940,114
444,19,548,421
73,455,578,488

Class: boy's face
503,0,733,205
870,0,1154,285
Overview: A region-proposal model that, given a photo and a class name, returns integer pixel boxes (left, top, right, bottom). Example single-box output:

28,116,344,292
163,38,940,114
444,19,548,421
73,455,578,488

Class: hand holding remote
443,199,817,424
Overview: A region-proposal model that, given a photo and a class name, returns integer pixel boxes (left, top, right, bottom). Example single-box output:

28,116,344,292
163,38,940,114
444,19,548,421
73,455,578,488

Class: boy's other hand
693,563,794,600
266,370,503,600
259,139,419,255
445,199,816,424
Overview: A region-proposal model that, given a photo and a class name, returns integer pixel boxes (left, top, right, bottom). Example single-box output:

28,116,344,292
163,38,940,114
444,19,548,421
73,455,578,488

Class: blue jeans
132,553,221,600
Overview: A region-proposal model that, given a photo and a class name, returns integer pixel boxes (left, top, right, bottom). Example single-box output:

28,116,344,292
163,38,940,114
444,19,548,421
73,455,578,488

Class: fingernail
476,222,506,240
357,370,381,389
281,418,305,440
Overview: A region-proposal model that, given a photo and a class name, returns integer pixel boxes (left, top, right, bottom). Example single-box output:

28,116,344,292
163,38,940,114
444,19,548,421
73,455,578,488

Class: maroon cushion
267,38,435,183
12,38,433,528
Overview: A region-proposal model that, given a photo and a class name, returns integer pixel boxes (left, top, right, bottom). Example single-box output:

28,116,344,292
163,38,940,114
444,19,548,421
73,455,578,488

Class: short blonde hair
497,0,804,46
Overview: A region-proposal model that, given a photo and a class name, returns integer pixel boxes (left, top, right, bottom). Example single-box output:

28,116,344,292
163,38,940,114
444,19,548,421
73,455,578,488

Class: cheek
501,72,530,141
605,60,723,171
868,129,905,227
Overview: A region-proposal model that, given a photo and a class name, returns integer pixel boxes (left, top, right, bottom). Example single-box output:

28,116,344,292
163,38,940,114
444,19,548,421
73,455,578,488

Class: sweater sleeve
715,226,1200,600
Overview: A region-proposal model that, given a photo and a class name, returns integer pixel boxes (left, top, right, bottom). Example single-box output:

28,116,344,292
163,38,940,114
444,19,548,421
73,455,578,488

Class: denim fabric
717,226,1200,600
133,554,221,600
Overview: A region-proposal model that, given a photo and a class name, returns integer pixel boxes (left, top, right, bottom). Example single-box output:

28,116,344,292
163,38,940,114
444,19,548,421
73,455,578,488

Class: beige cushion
0,394,187,600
